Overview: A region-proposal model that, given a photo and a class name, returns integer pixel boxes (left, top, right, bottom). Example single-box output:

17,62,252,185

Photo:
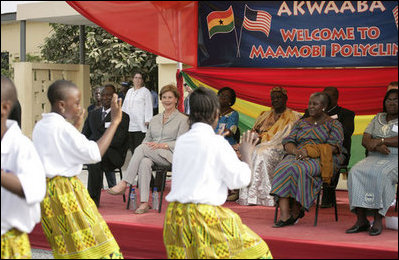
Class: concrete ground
32,248,53,259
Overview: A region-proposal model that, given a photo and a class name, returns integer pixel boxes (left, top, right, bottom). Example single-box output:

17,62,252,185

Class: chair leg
314,192,320,226
333,189,338,221
126,184,132,210
274,199,279,224
158,170,167,213
119,169,126,203
395,186,398,212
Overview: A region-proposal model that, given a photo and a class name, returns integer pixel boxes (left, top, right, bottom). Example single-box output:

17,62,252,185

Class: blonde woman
109,84,189,214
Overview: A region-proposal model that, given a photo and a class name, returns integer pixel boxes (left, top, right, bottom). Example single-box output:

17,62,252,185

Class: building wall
156,56,190,113
13,62,90,137
1,22,20,56
1,21,52,62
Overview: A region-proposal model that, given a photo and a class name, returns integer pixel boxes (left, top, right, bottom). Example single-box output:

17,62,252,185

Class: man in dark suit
303,87,355,208
82,84,130,207
183,83,193,115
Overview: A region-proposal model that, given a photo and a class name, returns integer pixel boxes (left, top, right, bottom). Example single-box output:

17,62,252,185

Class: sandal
107,183,126,195
135,205,150,214
227,192,239,201
107,188,125,195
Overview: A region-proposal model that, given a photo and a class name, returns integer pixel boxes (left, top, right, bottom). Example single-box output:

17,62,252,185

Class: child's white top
1,120,46,235
166,122,251,206
32,113,101,178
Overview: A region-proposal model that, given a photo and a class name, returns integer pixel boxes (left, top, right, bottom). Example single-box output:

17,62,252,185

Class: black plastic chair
274,166,342,226
313,171,341,226
126,164,171,213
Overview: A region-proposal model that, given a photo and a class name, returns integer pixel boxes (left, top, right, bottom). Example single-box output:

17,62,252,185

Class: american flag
393,6,398,29
243,5,272,37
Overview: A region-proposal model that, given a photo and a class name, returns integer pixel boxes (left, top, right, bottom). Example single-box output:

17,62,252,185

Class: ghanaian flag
207,6,235,39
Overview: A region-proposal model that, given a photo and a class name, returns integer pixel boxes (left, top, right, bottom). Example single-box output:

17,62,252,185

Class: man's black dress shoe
345,222,370,233
273,216,295,228
369,226,382,236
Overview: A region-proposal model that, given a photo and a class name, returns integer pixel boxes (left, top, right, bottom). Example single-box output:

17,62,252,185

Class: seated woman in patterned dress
238,87,301,206
346,88,398,236
270,92,345,228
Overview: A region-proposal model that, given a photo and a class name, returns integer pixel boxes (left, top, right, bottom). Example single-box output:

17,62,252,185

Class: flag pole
231,5,240,57
234,28,240,58
236,5,246,58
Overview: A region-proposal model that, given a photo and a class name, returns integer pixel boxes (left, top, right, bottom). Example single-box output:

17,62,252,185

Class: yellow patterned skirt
1,228,32,259
41,176,123,259
163,202,273,259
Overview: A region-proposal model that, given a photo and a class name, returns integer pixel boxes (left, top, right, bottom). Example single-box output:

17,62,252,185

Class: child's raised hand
72,108,85,129
110,94,122,125
239,130,259,165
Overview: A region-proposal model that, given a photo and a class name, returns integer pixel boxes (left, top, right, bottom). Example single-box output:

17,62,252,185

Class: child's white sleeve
16,141,46,205
63,123,102,164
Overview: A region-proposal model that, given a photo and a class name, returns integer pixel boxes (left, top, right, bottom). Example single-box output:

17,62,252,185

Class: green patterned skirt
163,202,272,259
1,228,32,259
41,176,123,259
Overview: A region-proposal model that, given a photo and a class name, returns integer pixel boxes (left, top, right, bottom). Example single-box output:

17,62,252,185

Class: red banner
183,67,398,115
68,1,398,117
67,1,198,66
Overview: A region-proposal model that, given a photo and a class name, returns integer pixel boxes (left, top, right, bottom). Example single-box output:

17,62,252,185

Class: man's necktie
102,111,107,121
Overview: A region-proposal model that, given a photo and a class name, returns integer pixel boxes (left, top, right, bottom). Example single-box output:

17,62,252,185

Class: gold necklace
163,110,174,120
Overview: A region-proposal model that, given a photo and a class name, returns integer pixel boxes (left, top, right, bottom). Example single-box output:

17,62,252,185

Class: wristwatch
381,138,385,144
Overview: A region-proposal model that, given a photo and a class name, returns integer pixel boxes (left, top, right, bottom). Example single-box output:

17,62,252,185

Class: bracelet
164,144,168,149
381,138,385,144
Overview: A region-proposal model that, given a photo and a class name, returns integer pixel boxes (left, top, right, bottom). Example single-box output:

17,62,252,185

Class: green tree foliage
1,52,11,78
40,24,80,64
40,24,158,89
2,52,43,79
